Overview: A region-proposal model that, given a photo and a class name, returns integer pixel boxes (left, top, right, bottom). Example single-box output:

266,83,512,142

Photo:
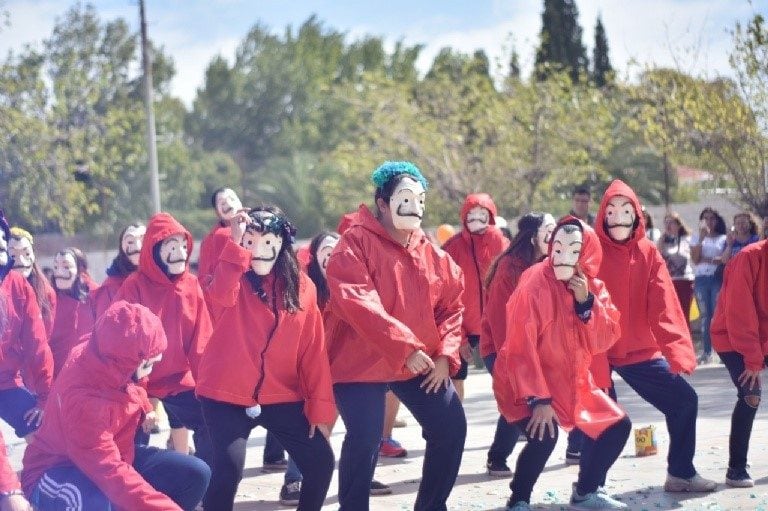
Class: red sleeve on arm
204,240,250,308
186,285,213,382
298,293,337,424
432,259,464,376
724,254,765,371
0,431,20,493
326,237,426,371
481,264,521,358
64,403,182,511
580,279,622,355
647,249,696,374
19,282,53,406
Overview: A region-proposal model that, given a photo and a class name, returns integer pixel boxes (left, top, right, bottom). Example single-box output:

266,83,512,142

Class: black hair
485,213,547,288
105,222,144,278
699,207,727,236
307,230,340,309
374,174,419,215
210,187,230,209
53,247,90,301
243,205,301,313
572,186,591,197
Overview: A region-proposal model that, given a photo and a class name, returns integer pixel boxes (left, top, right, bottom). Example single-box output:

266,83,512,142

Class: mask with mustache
9,236,34,278
215,188,243,223
242,228,283,276
158,234,188,275
121,225,146,267
315,236,339,279
53,251,78,290
550,225,583,281
466,206,490,234
535,214,557,256
390,177,426,231
604,195,636,242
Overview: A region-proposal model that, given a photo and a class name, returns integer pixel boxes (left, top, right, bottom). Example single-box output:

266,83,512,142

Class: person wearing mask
480,213,555,477
657,213,695,329
8,228,56,337
91,223,145,318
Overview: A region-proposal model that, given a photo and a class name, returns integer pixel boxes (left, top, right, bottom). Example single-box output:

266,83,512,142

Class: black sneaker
263,458,289,472
369,479,392,495
565,451,581,466
486,459,513,477
726,467,754,488
279,481,302,506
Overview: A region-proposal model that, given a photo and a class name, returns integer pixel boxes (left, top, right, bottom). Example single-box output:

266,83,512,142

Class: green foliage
592,16,613,87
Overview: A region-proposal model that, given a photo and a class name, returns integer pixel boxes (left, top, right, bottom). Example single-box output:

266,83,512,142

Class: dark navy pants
483,354,522,465
334,375,466,511
0,386,39,438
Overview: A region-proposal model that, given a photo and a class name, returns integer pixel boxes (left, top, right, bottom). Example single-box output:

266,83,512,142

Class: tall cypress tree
592,15,613,87
534,0,588,82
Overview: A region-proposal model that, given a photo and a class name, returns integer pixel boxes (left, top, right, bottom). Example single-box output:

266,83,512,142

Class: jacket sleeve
18,281,53,407
579,279,621,356
204,240,250,308
722,253,765,371
326,236,426,369
0,431,20,493
63,402,182,511
185,284,213,382
498,286,551,401
481,263,521,358
297,291,337,425
432,258,464,375
647,248,697,374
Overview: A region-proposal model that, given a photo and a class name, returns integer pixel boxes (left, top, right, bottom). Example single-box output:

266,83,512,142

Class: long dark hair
485,213,547,288
243,205,301,313
105,222,144,278
9,229,53,325
307,231,340,307
700,207,727,235
53,247,90,302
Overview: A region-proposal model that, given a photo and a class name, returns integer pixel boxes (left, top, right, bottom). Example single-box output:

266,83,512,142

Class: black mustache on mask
553,263,576,268
253,246,277,262
396,204,422,219
13,261,31,269
165,255,186,264
125,249,141,256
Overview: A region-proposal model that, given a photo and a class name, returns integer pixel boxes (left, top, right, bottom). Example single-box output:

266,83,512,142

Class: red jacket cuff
303,399,337,425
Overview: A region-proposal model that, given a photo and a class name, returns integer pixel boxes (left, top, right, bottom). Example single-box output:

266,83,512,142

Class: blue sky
2,1,764,106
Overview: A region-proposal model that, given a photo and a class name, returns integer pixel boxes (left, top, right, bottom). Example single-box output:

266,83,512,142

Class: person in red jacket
710,240,768,488
91,222,145,319
8,228,56,337
0,287,34,511
493,217,630,510
307,231,340,312
197,187,243,287
0,212,52,443
198,206,335,511
22,300,211,510
115,213,214,474
442,193,509,401
595,179,716,492
479,212,555,477
324,161,466,511
48,248,97,377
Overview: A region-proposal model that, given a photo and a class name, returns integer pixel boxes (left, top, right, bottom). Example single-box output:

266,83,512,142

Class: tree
535,0,589,82
592,15,613,87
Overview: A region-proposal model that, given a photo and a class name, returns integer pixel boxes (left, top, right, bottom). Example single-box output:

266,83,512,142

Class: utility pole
139,0,161,213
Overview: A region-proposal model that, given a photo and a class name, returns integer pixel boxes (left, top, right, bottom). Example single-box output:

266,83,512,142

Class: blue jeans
335,375,466,511
483,354,522,465
718,351,764,470
0,386,39,438
29,446,210,510
614,358,698,478
694,274,722,355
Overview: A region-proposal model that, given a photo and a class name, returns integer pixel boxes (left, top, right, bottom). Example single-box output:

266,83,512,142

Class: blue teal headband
371,161,428,191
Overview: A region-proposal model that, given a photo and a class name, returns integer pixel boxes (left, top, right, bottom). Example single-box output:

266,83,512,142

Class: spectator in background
643,207,661,242
690,207,728,365
722,212,759,264
569,186,595,227
658,213,695,330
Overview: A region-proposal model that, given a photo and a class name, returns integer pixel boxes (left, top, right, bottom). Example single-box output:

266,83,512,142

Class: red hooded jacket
324,204,464,383
115,213,212,399
595,180,696,374
0,272,53,405
0,288,25,493
492,219,624,438
442,194,509,340
197,240,336,424
91,274,127,320
49,279,98,378
711,240,768,371
479,255,529,358
22,301,183,510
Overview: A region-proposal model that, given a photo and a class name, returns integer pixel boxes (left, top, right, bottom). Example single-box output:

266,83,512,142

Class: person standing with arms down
324,161,467,511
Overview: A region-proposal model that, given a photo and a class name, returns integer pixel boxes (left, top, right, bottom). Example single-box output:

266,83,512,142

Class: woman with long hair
91,222,145,318
658,213,695,330
8,228,56,337
480,213,556,476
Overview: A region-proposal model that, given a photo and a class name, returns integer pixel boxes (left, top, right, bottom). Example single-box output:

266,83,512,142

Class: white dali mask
215,189,243,223
551,226,583,281
159,234,188,275
9,237,35,278
315,236,338,278
53,252,78,290
605,195,636,242
535,214,557,256
390,177,426,231
466,206,490,233
241,225,283,276
0,230,7,267
135,354,162,380
121,225,146,266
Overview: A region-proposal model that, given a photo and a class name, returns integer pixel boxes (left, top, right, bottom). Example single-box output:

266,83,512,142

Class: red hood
139,213,194,285
460,193,497,229
549,216,602,278
336,212,358,235
73,301,167,391
595,180,645,247
350,204,426,248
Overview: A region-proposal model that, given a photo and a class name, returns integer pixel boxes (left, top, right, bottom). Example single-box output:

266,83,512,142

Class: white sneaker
664,473,717,492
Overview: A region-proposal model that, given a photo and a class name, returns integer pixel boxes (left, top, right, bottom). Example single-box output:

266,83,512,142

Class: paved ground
5,363,767,510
